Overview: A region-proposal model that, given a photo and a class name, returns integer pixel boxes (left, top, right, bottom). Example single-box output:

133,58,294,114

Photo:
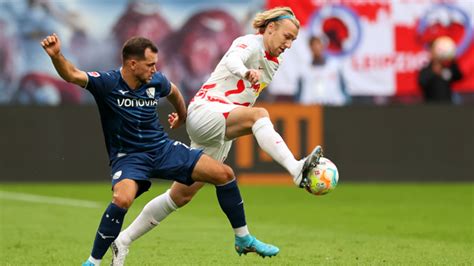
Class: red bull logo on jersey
117,98,158,107
251,82,267,95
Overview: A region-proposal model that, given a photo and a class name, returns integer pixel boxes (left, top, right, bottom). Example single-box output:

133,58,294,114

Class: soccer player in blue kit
41,33,278,266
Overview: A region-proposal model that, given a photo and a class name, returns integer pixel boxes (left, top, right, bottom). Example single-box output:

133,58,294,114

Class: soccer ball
304,157,339,196
432,36,456,61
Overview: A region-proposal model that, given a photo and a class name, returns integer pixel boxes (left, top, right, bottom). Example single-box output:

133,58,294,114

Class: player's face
133,48,158,84
265,19,298,57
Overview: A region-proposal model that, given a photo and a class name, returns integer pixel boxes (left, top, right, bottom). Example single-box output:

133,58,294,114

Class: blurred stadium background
0,0,473,265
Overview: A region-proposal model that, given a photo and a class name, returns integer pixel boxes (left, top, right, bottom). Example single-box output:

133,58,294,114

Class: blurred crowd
0,0,472,106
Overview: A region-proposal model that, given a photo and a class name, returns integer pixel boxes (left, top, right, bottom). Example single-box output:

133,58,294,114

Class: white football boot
110,241,129,266
293,146,324,188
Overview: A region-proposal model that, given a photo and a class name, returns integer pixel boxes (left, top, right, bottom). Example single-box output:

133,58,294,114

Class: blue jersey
85,70,171,162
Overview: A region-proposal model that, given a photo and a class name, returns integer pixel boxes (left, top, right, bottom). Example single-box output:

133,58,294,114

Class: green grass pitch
0,182,472,265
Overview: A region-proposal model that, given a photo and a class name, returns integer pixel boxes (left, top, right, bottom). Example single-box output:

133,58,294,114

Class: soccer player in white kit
111,7,323,265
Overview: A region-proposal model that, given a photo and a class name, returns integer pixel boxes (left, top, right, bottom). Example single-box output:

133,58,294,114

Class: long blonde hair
252,6,300,34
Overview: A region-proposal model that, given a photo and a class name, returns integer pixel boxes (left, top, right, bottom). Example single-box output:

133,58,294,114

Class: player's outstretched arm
40,33,88,88
166,82,187,129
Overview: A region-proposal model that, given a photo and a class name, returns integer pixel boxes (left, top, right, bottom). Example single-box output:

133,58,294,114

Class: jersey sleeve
84,71,113,99
223,36,258,79
156,72,172,97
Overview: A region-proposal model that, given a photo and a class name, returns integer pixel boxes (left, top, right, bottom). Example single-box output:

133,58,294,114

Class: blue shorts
110,139,203,197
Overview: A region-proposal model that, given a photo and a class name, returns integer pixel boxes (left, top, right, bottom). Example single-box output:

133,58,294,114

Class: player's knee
112,193,134,209
253,107,269,121
215,164,235,184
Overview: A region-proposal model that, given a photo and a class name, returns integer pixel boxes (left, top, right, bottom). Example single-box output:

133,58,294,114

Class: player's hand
168,112,182,129
245,69,261,85
40,33,61,58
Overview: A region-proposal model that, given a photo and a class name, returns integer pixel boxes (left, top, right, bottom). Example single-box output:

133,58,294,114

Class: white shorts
186,102,239,162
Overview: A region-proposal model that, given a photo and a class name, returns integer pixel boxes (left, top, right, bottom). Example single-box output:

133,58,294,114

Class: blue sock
90,203,127,260
215,179,246,228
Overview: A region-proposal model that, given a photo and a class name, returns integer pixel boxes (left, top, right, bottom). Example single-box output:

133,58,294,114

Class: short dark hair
122,37,158,61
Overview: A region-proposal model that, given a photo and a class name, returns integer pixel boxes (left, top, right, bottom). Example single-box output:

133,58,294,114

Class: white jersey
189,34,282,111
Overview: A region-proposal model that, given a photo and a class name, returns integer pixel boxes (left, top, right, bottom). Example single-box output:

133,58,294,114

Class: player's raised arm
166,82,187,129
41,33,88,88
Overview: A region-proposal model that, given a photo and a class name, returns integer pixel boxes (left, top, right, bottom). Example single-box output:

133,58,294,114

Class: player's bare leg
226,106,322,186
169,181,205,206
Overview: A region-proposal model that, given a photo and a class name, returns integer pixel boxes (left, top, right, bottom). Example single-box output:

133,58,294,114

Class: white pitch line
0,191,102,208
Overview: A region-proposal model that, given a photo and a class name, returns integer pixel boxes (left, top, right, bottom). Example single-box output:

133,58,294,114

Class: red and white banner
267,0,474,96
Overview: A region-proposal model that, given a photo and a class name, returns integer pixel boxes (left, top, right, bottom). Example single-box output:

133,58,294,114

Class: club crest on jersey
87,71,100,77
146,87,155,99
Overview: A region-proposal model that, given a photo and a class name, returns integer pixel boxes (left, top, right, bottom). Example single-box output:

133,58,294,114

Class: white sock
117,190,177,246
252,117,302,177
87,256,101,265
234,225,250,237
